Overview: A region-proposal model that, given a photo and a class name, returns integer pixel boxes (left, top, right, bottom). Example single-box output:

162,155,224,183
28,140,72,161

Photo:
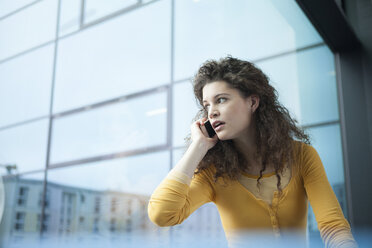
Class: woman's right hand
190,117,219,151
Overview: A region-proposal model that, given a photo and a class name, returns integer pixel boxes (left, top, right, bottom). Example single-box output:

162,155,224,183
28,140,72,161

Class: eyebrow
202,93,230,103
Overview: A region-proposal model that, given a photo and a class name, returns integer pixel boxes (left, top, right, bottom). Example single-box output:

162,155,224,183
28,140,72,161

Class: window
53,0,170,113
17,186,29,206
93,218,99,233
39,189,50,208
125,219,132,233
37,214,49,232
0,119,49,173
111,197,117,213
0,0,57,61
94,197,100,214
83,0,137,24
14,212,25,231
51,91,167,164
127,199,132,216
0,44,53,127
79,216,85,230
61,192,74,218
110,218,116,232
44,189,50,208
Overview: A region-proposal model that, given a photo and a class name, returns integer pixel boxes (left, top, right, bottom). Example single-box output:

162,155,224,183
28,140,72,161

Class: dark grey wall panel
336,50,372,228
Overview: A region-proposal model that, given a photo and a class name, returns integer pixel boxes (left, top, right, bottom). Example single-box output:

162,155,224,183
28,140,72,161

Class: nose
208,106,219,119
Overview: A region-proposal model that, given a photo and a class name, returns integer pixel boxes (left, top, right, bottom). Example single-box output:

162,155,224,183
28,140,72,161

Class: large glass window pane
53,0,170,113
306,123,347,245
44,151,170,246
173,81,199,147
172,150,226,247
84,0,137,24
257,45,338,126
172,148,185,168
58,0,81,37
257,54,302,125
308,124,345,193
0,0,38,19
50,91,167,164
0,172,45,247
0,119,49,174
0,0,57,61
174,0,322,80
171,150,227,247
171,203,227,248
0,44,54,127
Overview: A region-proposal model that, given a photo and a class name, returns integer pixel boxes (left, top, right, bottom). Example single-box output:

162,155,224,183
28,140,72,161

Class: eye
203,97,227,110
217,97,227,103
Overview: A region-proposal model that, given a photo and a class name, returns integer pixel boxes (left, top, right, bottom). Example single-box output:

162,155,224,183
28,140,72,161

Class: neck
233,128,258,166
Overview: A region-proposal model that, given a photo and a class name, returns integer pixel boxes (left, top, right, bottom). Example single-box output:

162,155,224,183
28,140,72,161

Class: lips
214,123,225,132
212,121,225,129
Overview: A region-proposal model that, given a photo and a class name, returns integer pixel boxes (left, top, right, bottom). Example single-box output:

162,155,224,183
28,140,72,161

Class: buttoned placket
269,191,280,237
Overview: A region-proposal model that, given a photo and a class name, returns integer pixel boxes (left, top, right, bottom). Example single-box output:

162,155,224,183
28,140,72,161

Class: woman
148,56,357,247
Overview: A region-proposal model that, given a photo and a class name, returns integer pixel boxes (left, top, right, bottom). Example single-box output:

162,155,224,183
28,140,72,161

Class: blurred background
0,0,371,247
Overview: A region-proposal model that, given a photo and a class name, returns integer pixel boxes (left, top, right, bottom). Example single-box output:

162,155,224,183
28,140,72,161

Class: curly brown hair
185,56,311,192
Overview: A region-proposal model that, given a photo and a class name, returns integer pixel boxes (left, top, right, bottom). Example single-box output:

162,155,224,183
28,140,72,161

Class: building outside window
14,212,25,232
17,186,28,207
111,197,117,213
110,218,116,233
93,217,99,234
0,0,362,247
94,197,100,214
37,214,49,233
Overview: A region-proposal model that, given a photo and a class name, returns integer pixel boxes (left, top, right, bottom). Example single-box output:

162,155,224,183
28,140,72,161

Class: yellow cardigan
148,141,357,247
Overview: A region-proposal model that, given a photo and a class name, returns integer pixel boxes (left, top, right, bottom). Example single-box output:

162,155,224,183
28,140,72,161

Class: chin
216,132,234,141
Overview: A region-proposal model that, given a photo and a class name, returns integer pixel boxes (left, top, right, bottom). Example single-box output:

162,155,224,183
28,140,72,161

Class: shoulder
291,140,322,173
291,141,327,180
193,164,217,183
291,140,318,162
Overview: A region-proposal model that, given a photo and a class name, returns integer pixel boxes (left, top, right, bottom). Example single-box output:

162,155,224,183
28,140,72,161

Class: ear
250,95,260,113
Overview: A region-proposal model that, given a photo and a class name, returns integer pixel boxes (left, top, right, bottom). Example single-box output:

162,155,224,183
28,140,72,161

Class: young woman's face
202,81,259,141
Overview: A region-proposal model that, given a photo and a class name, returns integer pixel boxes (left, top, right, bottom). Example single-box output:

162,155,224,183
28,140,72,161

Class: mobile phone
204,120,216,138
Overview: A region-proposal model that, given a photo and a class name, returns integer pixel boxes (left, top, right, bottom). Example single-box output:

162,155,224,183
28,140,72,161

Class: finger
191,120,204,135
192,119,202,127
